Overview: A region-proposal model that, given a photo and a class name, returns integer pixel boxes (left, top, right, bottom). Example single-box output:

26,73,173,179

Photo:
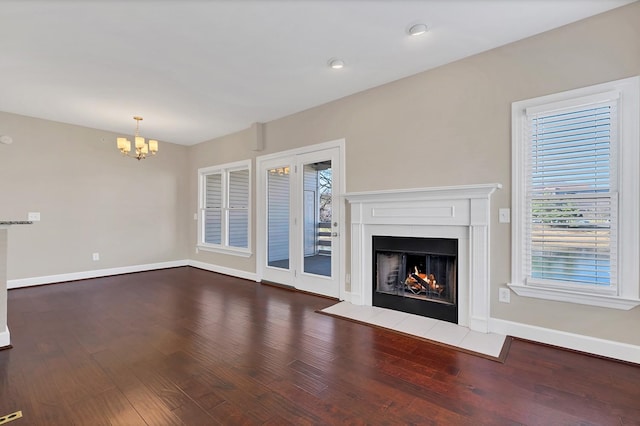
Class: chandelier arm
122,152,146,160
116,116,156,161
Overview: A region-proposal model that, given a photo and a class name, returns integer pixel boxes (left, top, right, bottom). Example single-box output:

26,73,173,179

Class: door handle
332,232,339,237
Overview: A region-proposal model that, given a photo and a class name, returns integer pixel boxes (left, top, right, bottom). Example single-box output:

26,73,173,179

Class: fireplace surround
345,184,501,333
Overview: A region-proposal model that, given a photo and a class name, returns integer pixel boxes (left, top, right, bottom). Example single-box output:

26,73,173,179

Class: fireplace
373,236,458,323
345,183,501,333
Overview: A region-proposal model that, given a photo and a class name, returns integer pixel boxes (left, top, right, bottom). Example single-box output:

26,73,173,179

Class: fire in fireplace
373,236,458,324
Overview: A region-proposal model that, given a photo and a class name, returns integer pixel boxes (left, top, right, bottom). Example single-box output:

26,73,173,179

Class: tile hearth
320,301,508,360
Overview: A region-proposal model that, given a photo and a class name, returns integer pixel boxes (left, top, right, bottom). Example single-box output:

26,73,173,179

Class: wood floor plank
91,348,189,425
2,266,639,425
68,387,147,426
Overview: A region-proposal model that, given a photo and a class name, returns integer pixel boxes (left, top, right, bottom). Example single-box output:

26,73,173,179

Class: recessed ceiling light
408,23,428,36
328,59,345,69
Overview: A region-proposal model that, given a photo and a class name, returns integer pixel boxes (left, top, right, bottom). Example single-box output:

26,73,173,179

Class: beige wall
187,127,260,273
188,2,640,346
0,112,190,279
1,3,638,350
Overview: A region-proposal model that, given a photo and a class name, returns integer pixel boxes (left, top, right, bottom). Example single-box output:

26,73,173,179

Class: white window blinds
228,169,249,248
198,160,251,256
204,173,222,245
525,97,618,288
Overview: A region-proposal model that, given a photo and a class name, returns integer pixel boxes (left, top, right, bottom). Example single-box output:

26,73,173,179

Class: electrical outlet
92,252,100,261
499,208,510,223
193,213,198,220
499,287,511,303
27,212,41,221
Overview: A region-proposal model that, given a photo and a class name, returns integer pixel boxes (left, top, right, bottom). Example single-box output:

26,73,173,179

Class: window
510,77,640,309
198,160,251,256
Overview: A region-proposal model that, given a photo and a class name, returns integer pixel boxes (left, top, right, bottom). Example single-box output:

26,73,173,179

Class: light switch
499,208,510,223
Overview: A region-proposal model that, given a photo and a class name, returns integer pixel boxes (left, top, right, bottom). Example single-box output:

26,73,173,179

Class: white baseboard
340,291,353,303
7,260,189,289
188,260,259,282
489,317,640,365
348,293,363,305
468,317,489,334
7,259,259,289
0,326,10,348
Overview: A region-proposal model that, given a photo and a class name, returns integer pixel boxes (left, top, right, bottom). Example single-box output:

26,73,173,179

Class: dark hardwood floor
1,267,638,425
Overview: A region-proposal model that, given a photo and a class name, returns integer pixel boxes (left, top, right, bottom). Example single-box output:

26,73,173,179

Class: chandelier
116,116,158,160
268,167,290,175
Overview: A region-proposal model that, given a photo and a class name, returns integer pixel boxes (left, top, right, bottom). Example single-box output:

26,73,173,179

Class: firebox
373,236,458,324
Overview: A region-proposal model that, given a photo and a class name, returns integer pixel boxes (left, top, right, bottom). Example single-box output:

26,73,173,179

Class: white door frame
256,139,346,300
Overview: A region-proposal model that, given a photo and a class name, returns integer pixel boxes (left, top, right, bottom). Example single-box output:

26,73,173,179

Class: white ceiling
1,0,634,146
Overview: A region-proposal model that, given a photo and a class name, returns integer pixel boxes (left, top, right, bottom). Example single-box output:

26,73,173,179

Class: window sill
197,245,252,258
507,283,640,310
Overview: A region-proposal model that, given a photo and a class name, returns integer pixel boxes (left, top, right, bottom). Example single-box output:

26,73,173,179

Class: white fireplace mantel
345,183,501,333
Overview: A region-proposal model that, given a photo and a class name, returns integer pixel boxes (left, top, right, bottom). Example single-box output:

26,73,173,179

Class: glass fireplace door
373,236,458,323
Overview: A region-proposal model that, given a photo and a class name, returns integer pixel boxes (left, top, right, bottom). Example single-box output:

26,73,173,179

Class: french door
257,143,343,298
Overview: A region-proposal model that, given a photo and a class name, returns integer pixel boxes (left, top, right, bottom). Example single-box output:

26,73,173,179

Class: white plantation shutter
524,95,619,288
204,173,222,244
198,160,251,255
228,169,249,248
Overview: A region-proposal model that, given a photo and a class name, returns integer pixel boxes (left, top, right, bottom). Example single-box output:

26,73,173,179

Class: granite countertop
0,221,33,225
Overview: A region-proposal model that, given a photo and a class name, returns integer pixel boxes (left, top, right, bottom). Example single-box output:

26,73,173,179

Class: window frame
197,159,252,257
509,76,640,310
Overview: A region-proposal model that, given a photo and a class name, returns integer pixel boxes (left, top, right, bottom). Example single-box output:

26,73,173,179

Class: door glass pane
303,160,332,277
267,166,290,269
